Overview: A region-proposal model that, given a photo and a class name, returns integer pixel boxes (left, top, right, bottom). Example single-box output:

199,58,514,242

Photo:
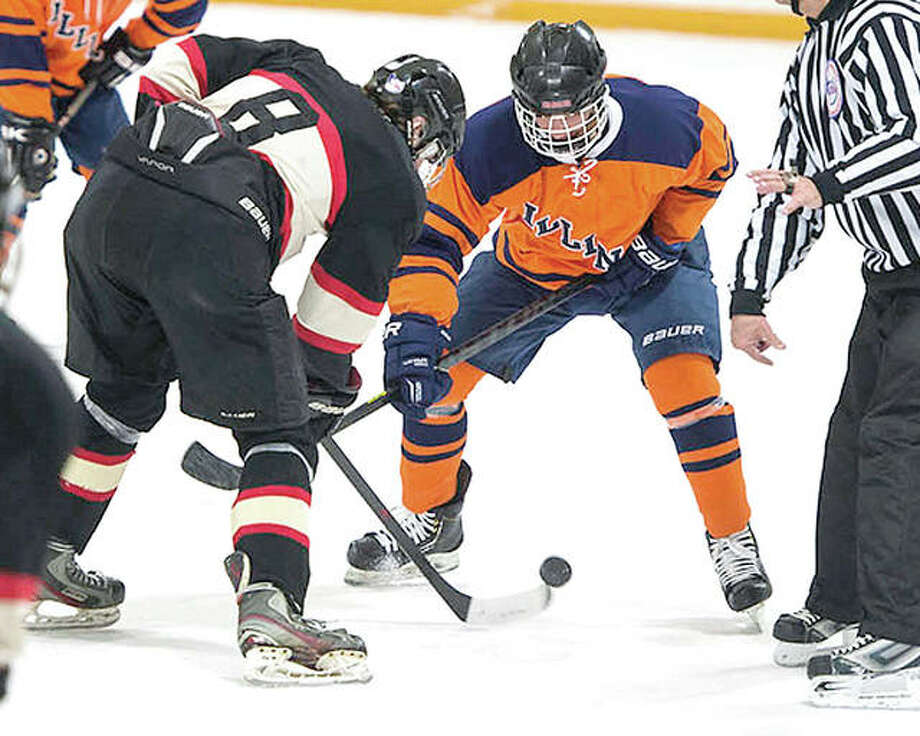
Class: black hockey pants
806,267,920,645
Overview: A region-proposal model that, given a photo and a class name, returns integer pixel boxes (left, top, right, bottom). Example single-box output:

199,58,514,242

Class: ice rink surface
2,3,915,732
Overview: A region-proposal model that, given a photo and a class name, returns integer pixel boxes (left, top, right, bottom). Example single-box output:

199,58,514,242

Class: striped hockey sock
231,444,312,608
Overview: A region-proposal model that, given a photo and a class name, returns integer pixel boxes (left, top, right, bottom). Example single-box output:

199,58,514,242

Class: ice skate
706,524,772,628
772,608,858,667
225,552,370,685
808,634,920,709
345,461,470,586
23,539,124,630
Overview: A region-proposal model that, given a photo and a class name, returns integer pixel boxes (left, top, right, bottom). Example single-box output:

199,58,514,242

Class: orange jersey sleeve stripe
125,0,207,48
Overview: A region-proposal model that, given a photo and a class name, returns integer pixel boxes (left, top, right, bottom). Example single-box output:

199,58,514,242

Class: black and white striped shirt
732,0,920,314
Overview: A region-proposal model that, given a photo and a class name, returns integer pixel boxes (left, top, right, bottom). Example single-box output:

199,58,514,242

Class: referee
731,0,920,707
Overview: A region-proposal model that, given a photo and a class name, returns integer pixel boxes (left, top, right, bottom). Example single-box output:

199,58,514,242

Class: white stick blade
465,585,551,625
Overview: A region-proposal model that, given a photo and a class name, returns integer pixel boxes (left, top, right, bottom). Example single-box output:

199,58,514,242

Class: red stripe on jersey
232,523,310,549
291,316,359,354
0,571,38,601
233,485,312,507
71,448,135,466
251,69,347,227
138,77,180,105
310,261,383,315
59,479,117,503
178,38,207,96
253,151,293,256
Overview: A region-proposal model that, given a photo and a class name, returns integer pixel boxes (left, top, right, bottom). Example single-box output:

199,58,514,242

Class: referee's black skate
23,539,124,630
345,461,470,586
772,608,858,667
706,524,772,626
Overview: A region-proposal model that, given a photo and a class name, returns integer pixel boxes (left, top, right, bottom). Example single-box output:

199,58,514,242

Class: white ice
2,4,914,733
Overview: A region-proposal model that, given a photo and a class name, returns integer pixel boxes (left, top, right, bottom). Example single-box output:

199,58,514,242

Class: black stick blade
181,441,241,490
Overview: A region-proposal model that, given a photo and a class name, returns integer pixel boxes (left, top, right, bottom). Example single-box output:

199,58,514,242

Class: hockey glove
79,28,153,89
383,313,453,420
306,366,362,441
594,224,682,303
0,113,57,197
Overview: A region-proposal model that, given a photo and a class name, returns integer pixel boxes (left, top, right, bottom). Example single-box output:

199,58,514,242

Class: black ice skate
23,539,124,630
345,461,470,586
772,608,858,667
225,551,370,685
808,634,920,709
706,524,772,626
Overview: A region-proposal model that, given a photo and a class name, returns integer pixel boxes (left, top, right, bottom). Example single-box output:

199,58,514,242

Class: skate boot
225,552,370,685
808,634,920,708
772,608,858,667
706,524,772,626
345,461,470,586
23,539,124,630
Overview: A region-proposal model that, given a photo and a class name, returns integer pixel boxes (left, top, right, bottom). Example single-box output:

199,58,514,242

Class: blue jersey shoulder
453,96,549,205
600,77,704,169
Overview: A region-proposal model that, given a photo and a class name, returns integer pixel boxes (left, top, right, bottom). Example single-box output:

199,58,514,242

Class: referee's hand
748,169,823,214
731,314,786,366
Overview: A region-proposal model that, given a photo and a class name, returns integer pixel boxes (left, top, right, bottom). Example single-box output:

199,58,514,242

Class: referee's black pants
806,267,920,645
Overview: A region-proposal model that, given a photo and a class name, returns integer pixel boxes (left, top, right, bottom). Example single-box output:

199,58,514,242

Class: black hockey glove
0,113,57,196
79,28,153,89
305,366,362,441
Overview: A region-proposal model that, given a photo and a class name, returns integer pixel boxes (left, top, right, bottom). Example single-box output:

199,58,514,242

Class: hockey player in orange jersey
345,20,772,619
0,0,207,194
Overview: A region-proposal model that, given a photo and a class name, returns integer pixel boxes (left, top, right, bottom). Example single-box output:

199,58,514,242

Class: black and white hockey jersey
133,35,427,380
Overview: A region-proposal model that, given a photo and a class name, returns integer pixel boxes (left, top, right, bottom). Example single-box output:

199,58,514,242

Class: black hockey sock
231,446,312,610
52,400,137,553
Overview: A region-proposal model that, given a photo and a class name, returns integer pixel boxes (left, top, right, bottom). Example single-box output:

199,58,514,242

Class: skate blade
774,626,860,667
811,671,920,710
742,603,765,633
344,551,459,587
22,601,120,631
242,647,372,686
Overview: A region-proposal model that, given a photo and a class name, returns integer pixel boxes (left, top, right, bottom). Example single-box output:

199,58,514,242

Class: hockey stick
181,436,552,623
56,80,98,132
335,271,599,433
181,271,599,490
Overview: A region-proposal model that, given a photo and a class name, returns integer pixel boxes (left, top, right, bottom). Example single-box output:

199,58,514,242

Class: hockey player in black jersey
29,35,465,685
0,141,76,701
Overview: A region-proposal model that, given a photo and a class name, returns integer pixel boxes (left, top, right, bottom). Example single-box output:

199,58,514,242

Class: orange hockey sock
401,361,484,512
644,353,751,538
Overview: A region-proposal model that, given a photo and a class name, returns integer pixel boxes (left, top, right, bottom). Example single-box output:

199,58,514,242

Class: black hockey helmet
510,20,609,160
364,55,466,188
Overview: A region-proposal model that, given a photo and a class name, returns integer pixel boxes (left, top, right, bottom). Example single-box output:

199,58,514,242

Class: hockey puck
539,556,572,588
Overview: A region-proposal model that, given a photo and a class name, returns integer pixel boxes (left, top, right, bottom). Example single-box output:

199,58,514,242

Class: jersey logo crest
521,201,623,272
825,60,843,119
562,159,597,198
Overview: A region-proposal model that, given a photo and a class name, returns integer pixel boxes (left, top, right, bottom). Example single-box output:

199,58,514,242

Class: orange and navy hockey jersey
0,0,207,121
388,76,737,325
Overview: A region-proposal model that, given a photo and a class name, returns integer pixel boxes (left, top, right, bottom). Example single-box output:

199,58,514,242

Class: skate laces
831,633,875,658
64,554,111,590
792,608,821,627
708,528,762,588
372,506,438,552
